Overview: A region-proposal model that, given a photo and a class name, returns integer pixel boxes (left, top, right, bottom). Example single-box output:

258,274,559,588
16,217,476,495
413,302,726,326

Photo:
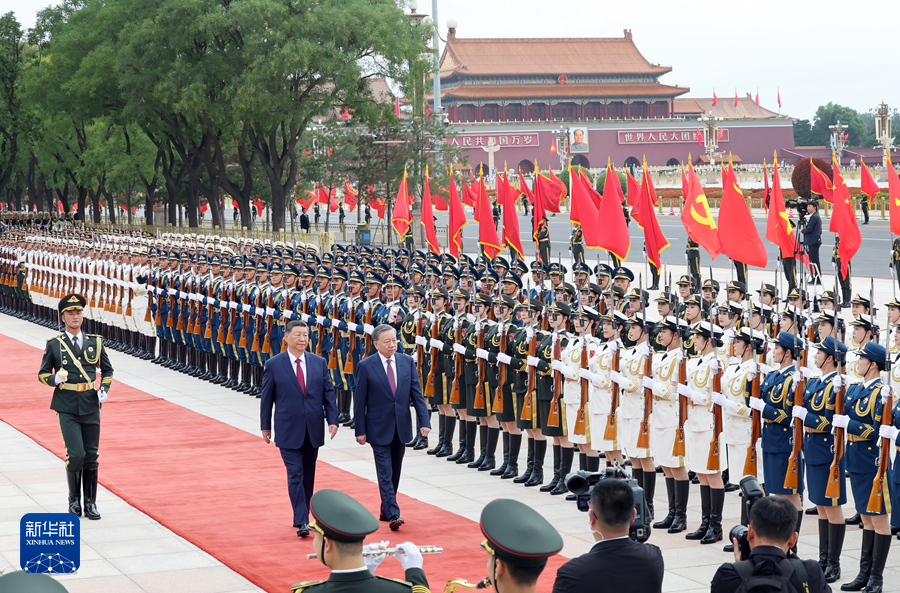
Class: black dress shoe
805,506,819,515
389,516,404,531
723,543,734,552
379,513,389,522
724,482,739,492
296,524,310,537
413,437,428,451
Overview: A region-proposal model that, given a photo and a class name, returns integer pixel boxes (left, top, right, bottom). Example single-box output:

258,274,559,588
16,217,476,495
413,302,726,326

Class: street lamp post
871,102,897,182
828,120,848,166
699,110,722,184
556,127,570,172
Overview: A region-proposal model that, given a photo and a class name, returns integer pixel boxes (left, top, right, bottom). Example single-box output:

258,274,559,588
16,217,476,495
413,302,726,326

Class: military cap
548,262,567,275
482,269,500,283
702,278,720,291
627,288,649,303
426,263,442,277
757,283,777,297
208,255,221,265
149,247,159,256
270,263,283,275
819,291,836,303
546,301,571,317
683,294,701,307
751,301,773,317
559,282,576,297
460,266,478,280
426,252,442,266
372,246,384,258
573,305,600,322
493,294,517,309
814,335,847,359
530,260,548,273
180,251,191,261
675,274,692,286
606,285,625,299
721,301,744,317
691,320,724,340
479,498,562,567
349,270,366,284
315,265,331,278
452,288,471,300
511,259,528,276
409,285,427,298
301,265,316,277
242,259,256,270
361,246,375,257
442,253,458,266
390,261,408,275
256,261,269,273
334,256,348,267
781,305,805,321
284,264,300,277
459,254,476,267
442,264,460,280
626,312,649,328
332,244,345,254
308,254,322,266
849,313,874,331
735,326,767,347
595,263,613,278
856,342,887,365
0,570,69,593
59,293,86,314
885,298,900,309
409,249,424,263
657,315,689,333
613,266,634,282
527,298,544,312
475,255,490,269
283,248,295,259
816,309,837,325
655,292,676,304
588,282,603,296
331,267,348,282
785,288,807,303
309,489,378,543
726,280,747,294
772,331,802,354
197,254,208,264
273,249,283,259
491,256,510,271
473,293,493,306
501,271,523,289
432,287,451,300
572,261,591,275
410,262,426,276
365,271,385,285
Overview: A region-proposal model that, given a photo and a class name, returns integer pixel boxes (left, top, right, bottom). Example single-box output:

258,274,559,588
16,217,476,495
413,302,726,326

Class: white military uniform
684,352,725,475
560,334,600,445
587,339,620,453
617,340,651,459
721,357,759,481
651,348,684,467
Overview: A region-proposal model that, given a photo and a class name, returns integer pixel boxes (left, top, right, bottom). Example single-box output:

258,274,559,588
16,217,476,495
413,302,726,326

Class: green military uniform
537,221,551,264
570,226,584,263
686,238,700,290
833,236,851,303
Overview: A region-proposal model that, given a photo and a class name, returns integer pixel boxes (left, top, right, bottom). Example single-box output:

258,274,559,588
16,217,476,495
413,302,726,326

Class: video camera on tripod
565,464,652,543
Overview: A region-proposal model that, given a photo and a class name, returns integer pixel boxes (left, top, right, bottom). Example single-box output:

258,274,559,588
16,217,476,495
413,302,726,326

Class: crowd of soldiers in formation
1,226,899,593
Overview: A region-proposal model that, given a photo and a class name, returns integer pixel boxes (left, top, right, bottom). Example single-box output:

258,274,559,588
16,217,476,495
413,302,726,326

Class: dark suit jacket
802,211,822,245
552,537,664,593
354,352,430,446
710,546,830,593
260,350,337,450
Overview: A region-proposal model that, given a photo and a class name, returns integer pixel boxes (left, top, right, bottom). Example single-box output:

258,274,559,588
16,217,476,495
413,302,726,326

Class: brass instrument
306,545,442,559
443,577,492,593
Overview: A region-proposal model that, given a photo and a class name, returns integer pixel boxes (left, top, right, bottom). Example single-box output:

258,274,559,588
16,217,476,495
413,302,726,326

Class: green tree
809,103,875,148
0,12,29,198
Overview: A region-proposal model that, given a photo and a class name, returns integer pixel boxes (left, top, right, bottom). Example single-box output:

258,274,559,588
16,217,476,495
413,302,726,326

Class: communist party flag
682,163,722,259
766,153,808,264
391,168,412,238
343,181,358,212
718,157,766,267
420,166,440,254
810,161,834,203
475,173,501,258
448,173,467,257
860,158,880,207
830,157,861,277
596,159,631,261
887,153,900,234
499,168,525,259
635,159,669,270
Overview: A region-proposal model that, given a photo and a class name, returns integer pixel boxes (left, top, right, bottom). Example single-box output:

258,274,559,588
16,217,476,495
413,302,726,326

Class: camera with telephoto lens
565,464,651,543
784,199,811,224
728,476,767,560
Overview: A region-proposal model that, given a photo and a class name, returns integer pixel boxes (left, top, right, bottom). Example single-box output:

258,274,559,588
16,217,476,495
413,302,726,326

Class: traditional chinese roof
439,29,672,78
436,82,688,101
673,100,703,115
684,96,781,119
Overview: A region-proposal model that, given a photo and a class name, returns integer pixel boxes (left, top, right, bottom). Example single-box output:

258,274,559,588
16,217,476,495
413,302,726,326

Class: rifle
146,266,155,324
473,322,487,411
424,312,439,396
604,337,621,441
262,286,274,354
494,322,508,415
327,293,338,367
225,284,236,345
708,310,723,471
867,300,893,512
238,283,250,349
314,293,324,357
415,311,426,387
673,326,688,458
186,276,198,334
521,323,537,421
784,314,811,489
744,296,763,477
204,276,214,340
115,263,124,316
363,296,375,355
343,297,356,374
547,331,562,428
637,280,652,449
826,274,845,498
573,330,588,435
450,317,463,405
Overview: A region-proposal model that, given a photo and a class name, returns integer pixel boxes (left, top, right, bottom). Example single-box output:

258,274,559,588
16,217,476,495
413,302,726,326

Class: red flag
626,168,641,213
631,156,658,226
394,97,400,118
340,107,349,120
343,182,358,212
476,175,501,258
766,155,808,264
718,159,766,267
532,171,545,240
254,199,264,217
431,183,448,211
448,174,467,257
682,163,722,259
391,168,412,238
830,158,861,277
500,169,525,258
810,161,834,203
569,166,601,249
548,169,568,203
518,173,534,203
550,138,557,155
734,89,738,108
200,202,209,215
370,197,387,219
118,204,127,211
712,91,718,107
460,178,477,207
579,168,603,209
421,167,440,254
534,170,565,213
325,186,339,212
860,159,880,207
887,153,900,235
595,160,631,261
777,89,781,108
681,163,692,203
635,160,670,270
696,129,704,146
755,92,759,107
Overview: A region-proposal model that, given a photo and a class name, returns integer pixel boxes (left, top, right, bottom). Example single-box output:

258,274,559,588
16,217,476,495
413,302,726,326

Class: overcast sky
10,0,899,121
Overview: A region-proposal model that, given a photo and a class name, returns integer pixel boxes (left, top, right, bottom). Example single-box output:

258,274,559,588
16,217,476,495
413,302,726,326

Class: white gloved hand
229,301,238,310
832,374,842,389
880,385,893,404
97,388,108,403
331,318,340,328
879,424,900,443
316,315,325,326
800,367,812,379
608,340,618,353
526,355,540,367
674,349,684,363
759,363,775,374
453,344,466,355
792,406,808,421
579,368,594,381
728,356,741,366
497,353,512,365
363,301,371,312
636,342,650,359
301,313,310,322
347,322,358,332
525,327,534,341
609,370,623,384
476,348,490,360
791,373,801,389
54,371,67,385
805,318,813,329
426,311,436,323
550,360,563,372
284,311,294,320
415,336,427,347
709,358,719,373
206,296,215,305
677,383,694,399
642,377,656,390
396,541,424,571
429,338,444,350
364,324,374,335
300,292,308,302
362,541,389,573
711,391,726,407
266,307,275,317
242,303,251,313
832,414,850,429
749,397,767,412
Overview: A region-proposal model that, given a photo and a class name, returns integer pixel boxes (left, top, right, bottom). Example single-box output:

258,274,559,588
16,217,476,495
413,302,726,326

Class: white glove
168,288,176,296
805,318,813,329
711,391,727,407
526,355,540,367
832,414,850,429
300,292,308,302
759,363,775,374
266,307,275,317
301,313,310,322
331,318,340,328
415,336,427,347
800,367,812,379
206,297,215,305
642,377,656,390
284,311,294,320
709,358,719,373
229,301,238,309
413,310,420,321
425,311,436,323
791,374,801,389
316,315,325,325
362,541,389,573
749,397,767,412
54,371,67,385
608,340,618,353
635,342,650,359
429,338,444,350
832,374,842,389
579,368,594,381
363,301,371,312
609,370,623,384
364,324,374,335
792,406,808,421
453,344,467,355
772,313,781,324
347,322,358,332
728,356,741,366
97,388,108,403
453,318,459,331
879,424,900,442
880,385,893,404
677,383,694,399
466,313,476,324
316,294,323,304
551,360,563,372
525,327,534,341
396,541,424,571
476,348,489,360
242,303,251,313
497,353,512,365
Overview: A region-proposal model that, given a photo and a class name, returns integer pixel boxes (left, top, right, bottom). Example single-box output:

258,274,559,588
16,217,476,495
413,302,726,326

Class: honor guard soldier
536,218,551,264
570,226,585,263
293,489,431,593
834,236,852,304
686,238,701,290
483,294,521,478
459,293,494,468
38,294,114,520
446,288,475,461
572,262,590,292
333,270,367,426
534,301,572,495
419,287,456,458
507,297,544,485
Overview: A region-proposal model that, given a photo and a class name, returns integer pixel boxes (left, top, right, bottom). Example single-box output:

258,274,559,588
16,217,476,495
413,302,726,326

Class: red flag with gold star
830,157,861,277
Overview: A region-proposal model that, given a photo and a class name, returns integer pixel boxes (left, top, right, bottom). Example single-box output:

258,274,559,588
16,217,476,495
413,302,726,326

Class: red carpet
0,333,568,592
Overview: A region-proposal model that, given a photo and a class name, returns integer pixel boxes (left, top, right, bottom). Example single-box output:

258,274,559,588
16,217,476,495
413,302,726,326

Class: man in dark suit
354,323,431,531
261,319,338,538
802,201,822,285
552,478,664,593
300,208,310,233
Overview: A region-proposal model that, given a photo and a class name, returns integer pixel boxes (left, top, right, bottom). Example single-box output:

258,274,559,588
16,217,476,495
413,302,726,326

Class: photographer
711,496,830,593
552,478,664,593
801,202,822,285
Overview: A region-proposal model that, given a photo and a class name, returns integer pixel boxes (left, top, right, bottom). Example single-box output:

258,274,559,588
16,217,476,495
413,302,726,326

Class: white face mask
588,511,604,540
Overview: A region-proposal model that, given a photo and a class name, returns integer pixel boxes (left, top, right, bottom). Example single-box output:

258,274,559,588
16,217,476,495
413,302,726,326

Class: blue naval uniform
148,266,163,338
334,295,366,392
208,275,225,356
245,281,262,366
323,291,345,388
255,282,273,366
759,365,803,495
887,398,900,527
232,280,247,362
844,378,886,515
175,273,189,345
159,269,174,342
802,371,846,505
270,286,295,356
309,290,331,358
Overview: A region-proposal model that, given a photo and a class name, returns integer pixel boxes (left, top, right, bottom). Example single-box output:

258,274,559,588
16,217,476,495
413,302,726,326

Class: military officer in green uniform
570,226,584,263
536,218,551,264
293,489,431,593
38,293,114,520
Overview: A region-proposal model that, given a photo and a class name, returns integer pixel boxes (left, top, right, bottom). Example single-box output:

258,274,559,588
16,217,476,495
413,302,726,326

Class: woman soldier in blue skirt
833,342,891,593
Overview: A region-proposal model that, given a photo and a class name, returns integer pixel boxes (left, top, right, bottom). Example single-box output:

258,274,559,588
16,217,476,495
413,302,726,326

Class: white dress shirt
378,352,398,386
287,349,308,385
65,330,84,350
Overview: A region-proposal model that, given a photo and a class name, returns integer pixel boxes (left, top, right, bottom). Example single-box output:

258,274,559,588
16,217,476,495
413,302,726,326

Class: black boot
478,428,500,471
654,477,677,529
550,447,574,494
825,522,845,583
817,519,830,570
514,438,534,483
686,484,710,540
66,470,82,516
792,509,804,555
525,439,546,487
643,470,656,522
82,468,101,520
862,533,891,593
457,421,477,464
540,445,562,492
222,359,236,387
407,417,422,447
668,480,690,533
437,416,455,457
468,425,488,468
701,488,724,544
427,415,445,455
841,529,875,591
501,434,522,479
491,432,510,475
448,419,467,462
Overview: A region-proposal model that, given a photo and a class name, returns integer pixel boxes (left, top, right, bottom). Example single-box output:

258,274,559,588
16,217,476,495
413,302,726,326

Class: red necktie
296,358,306,393
386,358,396,397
